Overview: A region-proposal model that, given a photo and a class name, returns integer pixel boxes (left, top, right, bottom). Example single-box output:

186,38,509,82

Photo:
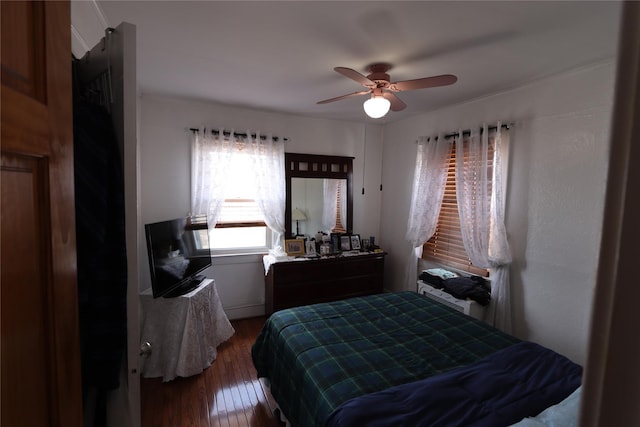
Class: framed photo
330,233,341,253
350,234,361,250
361,238,370,251
285,239,305,256
340,235,352,251
305,239,316,255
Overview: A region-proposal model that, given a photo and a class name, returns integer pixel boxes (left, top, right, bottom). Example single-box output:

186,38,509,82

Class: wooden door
1,2,83,426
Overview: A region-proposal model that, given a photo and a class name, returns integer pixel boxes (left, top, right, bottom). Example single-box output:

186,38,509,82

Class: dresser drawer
266,253,386,314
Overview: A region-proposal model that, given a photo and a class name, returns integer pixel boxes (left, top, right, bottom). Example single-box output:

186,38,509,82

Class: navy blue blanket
326,341,582,427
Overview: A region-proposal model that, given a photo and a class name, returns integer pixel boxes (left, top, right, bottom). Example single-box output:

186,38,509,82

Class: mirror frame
285,152,354,239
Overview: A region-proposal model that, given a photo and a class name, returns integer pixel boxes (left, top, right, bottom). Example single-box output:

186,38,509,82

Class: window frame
183,217,213,257
208,197,271,256
208,226,272,256
205,158,270,255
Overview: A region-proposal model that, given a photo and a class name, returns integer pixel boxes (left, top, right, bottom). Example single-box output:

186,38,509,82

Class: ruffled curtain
248,132,286,248
191,128,234,224
455,123,512,332
405,124,512,333
191,128,286,248
404,135,450,290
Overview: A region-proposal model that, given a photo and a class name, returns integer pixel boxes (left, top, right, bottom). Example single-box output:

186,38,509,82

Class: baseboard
224,303,265,320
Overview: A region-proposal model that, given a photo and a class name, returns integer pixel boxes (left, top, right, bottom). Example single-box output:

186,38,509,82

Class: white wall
138,95,384,318
379,61,616,365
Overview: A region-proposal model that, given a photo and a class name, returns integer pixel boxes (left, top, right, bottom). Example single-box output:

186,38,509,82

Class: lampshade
363,96,391,119
292,208,307,221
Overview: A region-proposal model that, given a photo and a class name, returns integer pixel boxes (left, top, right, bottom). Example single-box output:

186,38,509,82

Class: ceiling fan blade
334,67,375,86
383,92,406,111
317,90,371,104
390,74,458,92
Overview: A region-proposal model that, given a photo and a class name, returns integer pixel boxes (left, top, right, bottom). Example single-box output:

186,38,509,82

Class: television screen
144,217,212,298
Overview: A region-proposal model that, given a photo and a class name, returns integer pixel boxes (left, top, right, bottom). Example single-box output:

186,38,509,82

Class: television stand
163,275,205,298
140,279,235,381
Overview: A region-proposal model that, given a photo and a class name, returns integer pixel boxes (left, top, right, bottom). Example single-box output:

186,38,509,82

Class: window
422,139,494,276
208,154,269,254
192,130,285,255
209,202,269,253
185,216,212,255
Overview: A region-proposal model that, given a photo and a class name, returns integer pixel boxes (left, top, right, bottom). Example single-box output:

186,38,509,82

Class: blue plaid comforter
251,291,520,427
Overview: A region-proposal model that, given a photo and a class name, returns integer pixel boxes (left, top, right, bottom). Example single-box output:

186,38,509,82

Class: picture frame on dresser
305,239,316,255
340,235,351,251
330,233,341,253
350,234,361,250
285,239,305,256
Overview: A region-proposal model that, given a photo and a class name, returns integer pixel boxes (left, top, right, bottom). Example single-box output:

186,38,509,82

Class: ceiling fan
317,63,457,118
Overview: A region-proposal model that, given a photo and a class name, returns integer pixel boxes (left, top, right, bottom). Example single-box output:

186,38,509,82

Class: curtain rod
425,123,512,142
189,128,288,142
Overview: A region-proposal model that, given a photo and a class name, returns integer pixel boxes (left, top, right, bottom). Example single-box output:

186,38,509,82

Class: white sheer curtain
191,128,286,248
455,123,512,332
404,135,450,290
191,128,234,224
321,179,346,233
248,132,286,248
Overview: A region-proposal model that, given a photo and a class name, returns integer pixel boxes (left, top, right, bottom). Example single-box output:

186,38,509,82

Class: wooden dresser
265,252,386,314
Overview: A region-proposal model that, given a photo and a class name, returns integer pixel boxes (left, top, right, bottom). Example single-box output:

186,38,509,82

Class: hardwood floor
141,316,282,427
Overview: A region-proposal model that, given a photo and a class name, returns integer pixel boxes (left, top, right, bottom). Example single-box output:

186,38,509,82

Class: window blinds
423,140,494,277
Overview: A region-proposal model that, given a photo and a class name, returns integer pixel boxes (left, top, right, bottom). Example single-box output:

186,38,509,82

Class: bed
251,291,582,427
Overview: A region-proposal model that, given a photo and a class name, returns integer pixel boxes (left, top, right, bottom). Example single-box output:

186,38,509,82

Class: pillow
535,386,582,427
425,268,458,279
508,418,548,427
507,386,582,427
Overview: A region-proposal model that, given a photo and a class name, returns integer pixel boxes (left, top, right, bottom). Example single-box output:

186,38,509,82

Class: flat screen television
144,217,212,298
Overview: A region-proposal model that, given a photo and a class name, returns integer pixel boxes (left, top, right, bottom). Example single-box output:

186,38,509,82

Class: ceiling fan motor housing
367,63,392,86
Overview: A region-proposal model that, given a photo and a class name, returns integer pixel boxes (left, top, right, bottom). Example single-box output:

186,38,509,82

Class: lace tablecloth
140,279,235,381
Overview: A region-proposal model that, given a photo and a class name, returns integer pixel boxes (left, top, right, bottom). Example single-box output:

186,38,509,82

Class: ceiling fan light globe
363,97,391,119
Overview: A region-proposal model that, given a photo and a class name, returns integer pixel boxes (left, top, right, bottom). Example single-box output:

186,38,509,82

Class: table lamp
292,207,307,236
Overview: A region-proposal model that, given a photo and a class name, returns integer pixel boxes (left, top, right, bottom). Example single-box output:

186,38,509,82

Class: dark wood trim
214,221,266,228
285,152,354,239
265,252,385,314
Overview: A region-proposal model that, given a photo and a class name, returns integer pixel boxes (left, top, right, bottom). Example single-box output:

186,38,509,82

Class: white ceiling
73,1,622,124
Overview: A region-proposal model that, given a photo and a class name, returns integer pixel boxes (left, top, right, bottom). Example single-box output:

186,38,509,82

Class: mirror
285,153,354,239
291,178,347,236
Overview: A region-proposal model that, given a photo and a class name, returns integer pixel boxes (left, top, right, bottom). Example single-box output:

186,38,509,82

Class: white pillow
508,386,582,427
535,386,582,427
508,418,548,427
